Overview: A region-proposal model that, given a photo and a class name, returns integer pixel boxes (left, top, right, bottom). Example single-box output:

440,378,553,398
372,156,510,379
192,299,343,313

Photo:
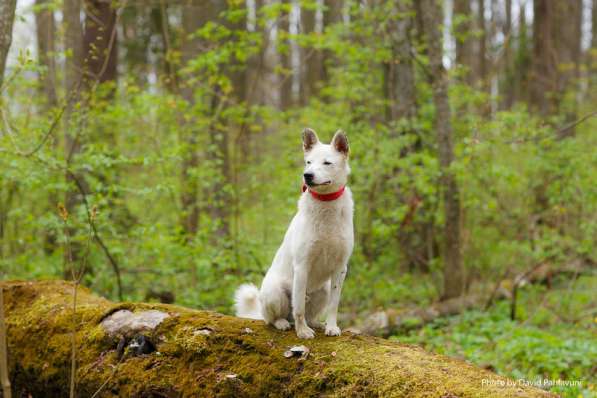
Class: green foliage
393,276,597,398
0,1,595,394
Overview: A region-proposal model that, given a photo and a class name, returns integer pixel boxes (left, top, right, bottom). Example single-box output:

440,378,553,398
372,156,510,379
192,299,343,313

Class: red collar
302,184,346,201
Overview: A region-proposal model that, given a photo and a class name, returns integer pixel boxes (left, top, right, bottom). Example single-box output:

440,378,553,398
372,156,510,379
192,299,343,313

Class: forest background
0,0,595,396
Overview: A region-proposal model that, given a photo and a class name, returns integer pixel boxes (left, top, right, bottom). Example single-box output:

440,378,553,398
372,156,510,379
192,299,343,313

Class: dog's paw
273,319,291,331
325,325,341,336
296,326,315,339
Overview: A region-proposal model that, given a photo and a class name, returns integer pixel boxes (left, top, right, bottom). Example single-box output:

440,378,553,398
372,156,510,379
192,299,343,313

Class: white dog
234,128,354,339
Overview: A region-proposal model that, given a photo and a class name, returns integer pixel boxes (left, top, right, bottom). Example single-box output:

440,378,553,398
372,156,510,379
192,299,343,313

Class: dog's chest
300,197,353,281
305,236,349,282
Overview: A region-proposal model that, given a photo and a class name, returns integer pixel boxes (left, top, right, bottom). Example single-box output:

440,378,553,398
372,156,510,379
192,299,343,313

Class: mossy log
1,280,554,397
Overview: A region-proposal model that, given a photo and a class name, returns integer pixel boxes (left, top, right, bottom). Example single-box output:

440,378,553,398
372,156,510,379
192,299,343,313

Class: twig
555,109,597,137
89,357,124,398
69,280,77,398
484,268,510,311
58,200,93,398
510,262,544,321
66,170,124,301
0,145,124,301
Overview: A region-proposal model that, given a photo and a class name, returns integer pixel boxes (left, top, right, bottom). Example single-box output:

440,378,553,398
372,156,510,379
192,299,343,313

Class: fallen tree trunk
346,295,483,336
349,260,595,336
2,280,553,397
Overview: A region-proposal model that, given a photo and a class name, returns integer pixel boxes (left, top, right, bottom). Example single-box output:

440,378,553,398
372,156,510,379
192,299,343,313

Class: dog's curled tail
234,283,262,320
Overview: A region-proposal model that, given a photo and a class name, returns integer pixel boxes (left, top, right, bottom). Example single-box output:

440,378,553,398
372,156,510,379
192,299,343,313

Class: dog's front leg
325,265,347,336
292,265,315,339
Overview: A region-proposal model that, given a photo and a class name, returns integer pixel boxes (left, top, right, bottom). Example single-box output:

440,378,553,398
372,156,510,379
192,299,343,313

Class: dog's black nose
303,172,314,183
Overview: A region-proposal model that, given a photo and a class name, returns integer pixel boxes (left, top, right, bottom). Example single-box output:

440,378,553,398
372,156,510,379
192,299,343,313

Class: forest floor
391,274,597,398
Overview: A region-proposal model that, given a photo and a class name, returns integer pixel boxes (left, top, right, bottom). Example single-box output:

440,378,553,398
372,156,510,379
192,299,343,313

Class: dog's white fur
234,128,354,339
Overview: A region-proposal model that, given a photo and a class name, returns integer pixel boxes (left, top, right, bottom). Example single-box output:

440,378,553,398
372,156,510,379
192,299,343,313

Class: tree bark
83,0,118,87
553,0,582,137
500,0,513,109
321,0,343,84
421,0,464,300
300,3,322,103
454,0,474,83
179,0,209,238
1,280,555,397
0,0,17,88
64,0,83,97
349,294,483,336
384,0,416,122
530,0,582,133
475,0,487,89
279,0,294,109
589,0,597,92
513,3,530,104
529,0,556,116
34,0,58,107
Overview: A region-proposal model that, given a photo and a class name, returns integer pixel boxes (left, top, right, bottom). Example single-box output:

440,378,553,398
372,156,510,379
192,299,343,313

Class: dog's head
302,128,350,194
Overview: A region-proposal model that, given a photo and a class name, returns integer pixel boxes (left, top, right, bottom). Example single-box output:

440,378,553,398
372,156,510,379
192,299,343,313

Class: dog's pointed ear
332,130,349,156
302,128,319,152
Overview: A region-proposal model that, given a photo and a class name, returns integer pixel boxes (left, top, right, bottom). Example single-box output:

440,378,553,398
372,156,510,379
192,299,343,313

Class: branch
66,170,123,301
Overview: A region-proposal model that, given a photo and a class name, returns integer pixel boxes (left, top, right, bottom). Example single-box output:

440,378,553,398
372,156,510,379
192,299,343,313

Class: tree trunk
513,3,530,104
64,0,83,97
120,4,153,86
500,0,513,109
179,0,208,238
321,0,343,84
553,0,582,137
211,0,246,239
421,0,464,300
591,0,597,92
34,0,58,107
300,3,322,103
474,0,487,89
0,0,17,88
83,0,118,87
454,0,474,83
530,0,582,133
1,280,555,397
529,0,556,116
279,0,294,109
385,0,416,122
349,295,484,336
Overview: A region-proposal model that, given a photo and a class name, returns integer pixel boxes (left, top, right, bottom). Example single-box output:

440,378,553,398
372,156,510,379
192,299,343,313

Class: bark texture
300,3,322,103
34,0,58,107
421,0,464,300
385,0,416,122
83,0,118,86
179,0,207,237
454,0,474,82
0,0,17,88
530,0,582,123
1,280,555,397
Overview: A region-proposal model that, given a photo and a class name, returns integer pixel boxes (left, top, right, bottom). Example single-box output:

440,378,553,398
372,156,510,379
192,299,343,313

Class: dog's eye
323,161,332,165
306,161,311,165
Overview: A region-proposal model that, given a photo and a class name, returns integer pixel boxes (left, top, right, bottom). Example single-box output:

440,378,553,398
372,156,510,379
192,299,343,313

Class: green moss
2,280,555,397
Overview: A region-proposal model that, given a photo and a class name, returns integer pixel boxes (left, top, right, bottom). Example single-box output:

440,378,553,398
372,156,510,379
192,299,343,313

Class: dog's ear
332,130,349,156
302,128,319,152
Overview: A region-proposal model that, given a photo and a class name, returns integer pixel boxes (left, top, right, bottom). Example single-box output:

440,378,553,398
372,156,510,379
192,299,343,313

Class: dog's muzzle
303,172,315,185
